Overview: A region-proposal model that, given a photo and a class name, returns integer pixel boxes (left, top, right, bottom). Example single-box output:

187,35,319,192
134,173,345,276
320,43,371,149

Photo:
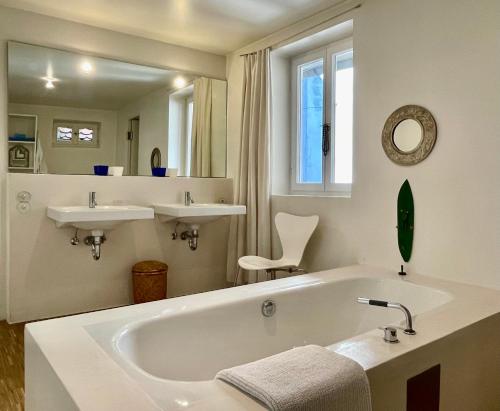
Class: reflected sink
153,203,246,225
47,205,154,231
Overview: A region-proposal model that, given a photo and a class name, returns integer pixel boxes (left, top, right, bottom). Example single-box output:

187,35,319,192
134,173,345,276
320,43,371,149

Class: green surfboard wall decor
397,179,414,262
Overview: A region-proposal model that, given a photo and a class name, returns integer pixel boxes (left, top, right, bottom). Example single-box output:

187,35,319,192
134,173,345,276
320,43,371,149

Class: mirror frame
382,105,437,166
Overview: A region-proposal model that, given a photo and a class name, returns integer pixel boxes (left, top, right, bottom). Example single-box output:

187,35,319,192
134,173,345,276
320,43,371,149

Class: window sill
272,192,351,199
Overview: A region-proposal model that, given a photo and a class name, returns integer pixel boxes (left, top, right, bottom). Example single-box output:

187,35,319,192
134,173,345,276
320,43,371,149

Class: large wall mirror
7,42,227,177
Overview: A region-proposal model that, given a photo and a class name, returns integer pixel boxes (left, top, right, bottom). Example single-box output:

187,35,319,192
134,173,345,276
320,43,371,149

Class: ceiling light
174,77,187,89
81,61,93,74
42,76,58,89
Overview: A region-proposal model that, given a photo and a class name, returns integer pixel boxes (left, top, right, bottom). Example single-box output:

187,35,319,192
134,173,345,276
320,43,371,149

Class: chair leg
233,266,242,287
265,269,276,281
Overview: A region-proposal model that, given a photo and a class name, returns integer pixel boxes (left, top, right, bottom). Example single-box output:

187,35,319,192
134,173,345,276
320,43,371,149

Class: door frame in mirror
382,105,437,166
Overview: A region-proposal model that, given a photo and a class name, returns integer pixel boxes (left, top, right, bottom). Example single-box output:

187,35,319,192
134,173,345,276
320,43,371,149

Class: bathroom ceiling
0,0,342,54
9,42,195,110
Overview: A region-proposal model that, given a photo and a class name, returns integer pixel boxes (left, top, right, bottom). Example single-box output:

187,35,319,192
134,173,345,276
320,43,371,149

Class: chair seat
238,255,297,271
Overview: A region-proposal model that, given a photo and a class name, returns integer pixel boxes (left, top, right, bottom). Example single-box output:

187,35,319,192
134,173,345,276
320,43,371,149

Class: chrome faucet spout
184,191,194,206
89,192,97,208
357,297,416,335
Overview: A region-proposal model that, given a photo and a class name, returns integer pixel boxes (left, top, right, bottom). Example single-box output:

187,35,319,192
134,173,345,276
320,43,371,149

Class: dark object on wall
132,260,168,304
397,179,414,262
150,147,162,170
9,144,30,168
407,364,440,411
382,105,437,165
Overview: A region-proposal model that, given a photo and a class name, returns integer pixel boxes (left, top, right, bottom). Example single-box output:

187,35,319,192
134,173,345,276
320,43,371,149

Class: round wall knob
16,202,31,214
17,191,32,202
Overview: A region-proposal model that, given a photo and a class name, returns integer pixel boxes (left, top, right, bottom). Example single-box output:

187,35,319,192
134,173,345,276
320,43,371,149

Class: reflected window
78,128,94,142
186,99,194,176
53,120,99,147
56,127,73,142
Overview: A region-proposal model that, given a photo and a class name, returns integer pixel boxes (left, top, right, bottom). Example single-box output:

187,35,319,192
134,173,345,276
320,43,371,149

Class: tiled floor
0,321,25,410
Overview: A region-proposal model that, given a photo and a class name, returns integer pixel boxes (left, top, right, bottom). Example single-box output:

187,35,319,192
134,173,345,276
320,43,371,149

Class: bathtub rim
25,264,500,411
109,274,454,383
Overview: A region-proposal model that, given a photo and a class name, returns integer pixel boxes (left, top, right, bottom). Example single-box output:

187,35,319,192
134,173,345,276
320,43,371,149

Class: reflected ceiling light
174,76,187,89
81,61,93,74
42,76,57,89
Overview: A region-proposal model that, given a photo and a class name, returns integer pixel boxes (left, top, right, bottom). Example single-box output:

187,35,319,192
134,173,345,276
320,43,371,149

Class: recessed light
81,61,93,74
42,77,57,89
174,77,187,89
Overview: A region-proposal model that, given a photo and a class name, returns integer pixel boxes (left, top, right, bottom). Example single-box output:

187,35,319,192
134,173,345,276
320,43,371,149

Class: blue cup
152,167,167,177
94,165,109,176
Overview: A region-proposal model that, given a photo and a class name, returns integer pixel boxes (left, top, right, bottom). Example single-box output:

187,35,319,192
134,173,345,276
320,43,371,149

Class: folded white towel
216,345,371,411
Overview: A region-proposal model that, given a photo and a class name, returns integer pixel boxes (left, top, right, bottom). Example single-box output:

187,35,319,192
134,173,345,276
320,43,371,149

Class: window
291,39,353,194
53,120,100,147
185,98,194,175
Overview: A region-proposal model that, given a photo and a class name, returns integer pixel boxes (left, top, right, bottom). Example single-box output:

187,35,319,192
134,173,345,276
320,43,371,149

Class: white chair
235,212,319,285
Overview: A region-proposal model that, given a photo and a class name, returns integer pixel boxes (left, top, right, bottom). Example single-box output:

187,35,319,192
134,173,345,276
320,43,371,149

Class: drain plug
261,300,276,317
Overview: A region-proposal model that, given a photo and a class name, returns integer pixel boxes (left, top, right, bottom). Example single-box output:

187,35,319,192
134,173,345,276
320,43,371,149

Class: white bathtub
25,265,500,411
113,277,450,382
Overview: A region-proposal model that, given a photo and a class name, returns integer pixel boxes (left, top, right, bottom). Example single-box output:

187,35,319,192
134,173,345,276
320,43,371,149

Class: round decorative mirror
382,105,437,165
393,119,422,152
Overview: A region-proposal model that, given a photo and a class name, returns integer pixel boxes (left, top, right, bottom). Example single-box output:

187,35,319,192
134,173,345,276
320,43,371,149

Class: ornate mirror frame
382,105,437,166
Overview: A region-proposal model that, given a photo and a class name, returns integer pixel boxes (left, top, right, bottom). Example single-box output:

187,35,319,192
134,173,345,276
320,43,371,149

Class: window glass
298,59,323,184
333,50,353,184
56,126,73,142
186,100,194,175
78,128,94,142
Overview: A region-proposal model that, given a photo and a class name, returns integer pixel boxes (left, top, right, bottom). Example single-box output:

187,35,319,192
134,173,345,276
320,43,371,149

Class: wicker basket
132,260,168,304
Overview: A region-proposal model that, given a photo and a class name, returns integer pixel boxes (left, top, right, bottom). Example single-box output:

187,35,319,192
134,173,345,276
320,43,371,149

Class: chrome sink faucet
184,191,194,206
89,192,97,208
357,297,416,335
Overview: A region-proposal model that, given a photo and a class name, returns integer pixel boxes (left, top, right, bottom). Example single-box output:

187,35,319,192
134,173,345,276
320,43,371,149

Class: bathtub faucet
357,297,416,335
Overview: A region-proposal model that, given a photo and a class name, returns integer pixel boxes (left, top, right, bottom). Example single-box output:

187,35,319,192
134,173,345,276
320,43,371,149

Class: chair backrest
275,212,319,266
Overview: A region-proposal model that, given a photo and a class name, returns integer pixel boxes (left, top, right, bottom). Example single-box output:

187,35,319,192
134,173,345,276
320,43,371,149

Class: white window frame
53,119,100,148
185,96,194,176
290,38,353,196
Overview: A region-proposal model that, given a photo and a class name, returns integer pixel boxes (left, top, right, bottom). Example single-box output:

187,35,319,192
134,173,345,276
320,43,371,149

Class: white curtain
227,48,272,284
190,77,212,177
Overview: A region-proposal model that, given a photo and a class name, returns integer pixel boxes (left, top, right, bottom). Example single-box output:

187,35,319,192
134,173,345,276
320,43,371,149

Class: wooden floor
0,321,25,411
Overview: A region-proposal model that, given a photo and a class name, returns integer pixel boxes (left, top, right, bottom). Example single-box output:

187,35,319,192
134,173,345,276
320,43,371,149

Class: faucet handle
379,326,399,343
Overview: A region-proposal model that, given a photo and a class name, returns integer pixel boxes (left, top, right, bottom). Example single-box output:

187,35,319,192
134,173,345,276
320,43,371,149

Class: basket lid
133,260,168,273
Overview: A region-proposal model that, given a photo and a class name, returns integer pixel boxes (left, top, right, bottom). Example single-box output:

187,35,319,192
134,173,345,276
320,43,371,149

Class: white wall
116,87,170,175
9,103,117,174
0,5,227,320
8,174,232,323
227,0,500,289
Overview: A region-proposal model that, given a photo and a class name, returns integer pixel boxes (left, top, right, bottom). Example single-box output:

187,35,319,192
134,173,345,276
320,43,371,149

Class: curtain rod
240,3,361,57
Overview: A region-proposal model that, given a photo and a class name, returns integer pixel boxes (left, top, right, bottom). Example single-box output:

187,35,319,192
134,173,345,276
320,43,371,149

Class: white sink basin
153,203,246,225
47,205,154,231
